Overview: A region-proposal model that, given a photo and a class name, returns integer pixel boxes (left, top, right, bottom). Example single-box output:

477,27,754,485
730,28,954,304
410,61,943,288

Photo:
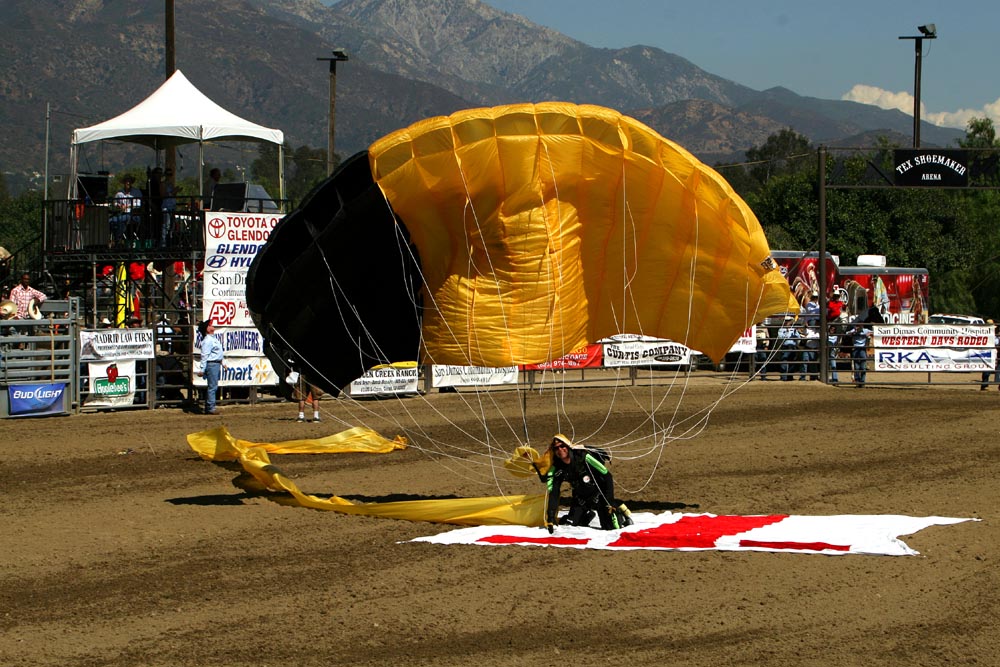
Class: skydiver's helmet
551,434,573,450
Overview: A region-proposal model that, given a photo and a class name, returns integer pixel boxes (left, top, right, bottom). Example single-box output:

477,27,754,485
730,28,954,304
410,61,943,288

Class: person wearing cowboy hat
196,319,224,415
544,434,631,533
8,272,46,320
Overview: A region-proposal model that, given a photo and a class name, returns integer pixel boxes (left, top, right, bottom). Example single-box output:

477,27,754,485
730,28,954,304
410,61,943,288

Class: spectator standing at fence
196,319,224,415
801,319,820,381
755,324,770,380
777,316,800,381
9,272,46,320
848,320,872,387
804,290,820,315
980,321,1000,391
827,324,842,384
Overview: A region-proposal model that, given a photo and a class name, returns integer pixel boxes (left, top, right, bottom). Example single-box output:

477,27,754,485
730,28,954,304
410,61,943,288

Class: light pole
898,24,936,148
318,48,349,176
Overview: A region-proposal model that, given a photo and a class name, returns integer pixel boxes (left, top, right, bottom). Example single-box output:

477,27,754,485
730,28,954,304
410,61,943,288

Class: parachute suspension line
447,146,535,464
293,202,522,485
537,139,577,441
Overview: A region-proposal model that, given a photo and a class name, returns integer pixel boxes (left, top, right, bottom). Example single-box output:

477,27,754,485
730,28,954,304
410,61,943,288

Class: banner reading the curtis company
8,383,68,417
873,324,995,372
600,334,694,368
431,365,519,388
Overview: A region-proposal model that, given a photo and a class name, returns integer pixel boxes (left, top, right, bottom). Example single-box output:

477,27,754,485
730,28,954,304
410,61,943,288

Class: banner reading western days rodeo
203,212,283,327
874,324,994,371
80,329,155,361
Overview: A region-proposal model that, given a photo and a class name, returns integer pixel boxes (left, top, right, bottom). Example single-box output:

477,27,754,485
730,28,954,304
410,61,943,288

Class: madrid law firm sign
894,149,969,187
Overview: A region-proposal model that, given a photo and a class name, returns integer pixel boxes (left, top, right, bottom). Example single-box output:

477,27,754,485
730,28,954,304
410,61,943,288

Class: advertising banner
349,364,420,397
203,212,282,327
9,383,67,417
85,360,137,407
873,324,995,371
600,335,694,368
194,327,267,357
192,356,280,387
431,365,519,388
729,327,756,355
80,329,155,361
520,344,603,371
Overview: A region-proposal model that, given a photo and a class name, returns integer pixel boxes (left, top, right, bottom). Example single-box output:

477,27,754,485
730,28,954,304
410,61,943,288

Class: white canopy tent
69,69,284,204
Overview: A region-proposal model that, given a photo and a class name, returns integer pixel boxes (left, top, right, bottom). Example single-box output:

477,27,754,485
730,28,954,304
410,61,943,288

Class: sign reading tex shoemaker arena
894,149,969,187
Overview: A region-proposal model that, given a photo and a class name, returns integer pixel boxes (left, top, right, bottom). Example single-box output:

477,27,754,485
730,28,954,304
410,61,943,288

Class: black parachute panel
246,151,422,395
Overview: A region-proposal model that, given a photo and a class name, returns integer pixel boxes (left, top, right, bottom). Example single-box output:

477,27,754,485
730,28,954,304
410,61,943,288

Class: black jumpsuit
546,449,619,530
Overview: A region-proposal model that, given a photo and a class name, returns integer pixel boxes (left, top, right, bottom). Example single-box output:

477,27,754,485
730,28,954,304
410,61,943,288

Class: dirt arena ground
2,377,997,667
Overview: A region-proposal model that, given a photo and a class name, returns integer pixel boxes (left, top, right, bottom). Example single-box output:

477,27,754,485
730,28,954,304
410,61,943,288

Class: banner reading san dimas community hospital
432,365,519,388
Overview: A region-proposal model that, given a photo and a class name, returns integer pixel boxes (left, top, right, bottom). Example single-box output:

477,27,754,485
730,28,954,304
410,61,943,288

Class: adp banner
432,365,519,388
874,324,995,371
349,363,420,397
8,383,67,417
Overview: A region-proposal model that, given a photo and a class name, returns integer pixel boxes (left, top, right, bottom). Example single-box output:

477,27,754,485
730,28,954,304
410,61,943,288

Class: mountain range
0,0,965,192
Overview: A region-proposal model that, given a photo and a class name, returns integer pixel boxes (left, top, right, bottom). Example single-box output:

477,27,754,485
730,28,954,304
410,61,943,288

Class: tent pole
198,140,205,203
278,144,285,211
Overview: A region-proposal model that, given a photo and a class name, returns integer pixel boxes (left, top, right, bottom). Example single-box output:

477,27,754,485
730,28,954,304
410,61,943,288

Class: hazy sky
481,0,1000,130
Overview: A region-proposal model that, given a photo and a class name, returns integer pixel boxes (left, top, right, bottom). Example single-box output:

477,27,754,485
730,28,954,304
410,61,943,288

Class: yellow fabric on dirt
189,426,545,527
369,102,797,366
186,425,408,461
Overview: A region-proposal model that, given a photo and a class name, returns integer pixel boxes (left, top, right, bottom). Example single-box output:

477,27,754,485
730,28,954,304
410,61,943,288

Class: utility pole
317,49,349,176
165,0,177,177
899,24,937,148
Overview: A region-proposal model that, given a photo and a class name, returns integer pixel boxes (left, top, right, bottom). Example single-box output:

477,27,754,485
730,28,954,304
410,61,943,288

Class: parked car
928,314,985,325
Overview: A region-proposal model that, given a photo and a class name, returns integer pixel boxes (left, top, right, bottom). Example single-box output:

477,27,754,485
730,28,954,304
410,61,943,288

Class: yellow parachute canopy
369,102,797,366
187,426,545,527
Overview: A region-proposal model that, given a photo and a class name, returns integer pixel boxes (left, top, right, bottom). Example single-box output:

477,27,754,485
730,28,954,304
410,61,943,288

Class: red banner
519,344,603,370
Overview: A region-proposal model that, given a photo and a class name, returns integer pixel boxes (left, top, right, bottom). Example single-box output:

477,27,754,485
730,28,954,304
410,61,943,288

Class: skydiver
544,434,632,533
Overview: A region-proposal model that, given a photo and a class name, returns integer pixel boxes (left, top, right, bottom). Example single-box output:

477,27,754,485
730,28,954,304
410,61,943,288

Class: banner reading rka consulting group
201,211,283,386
